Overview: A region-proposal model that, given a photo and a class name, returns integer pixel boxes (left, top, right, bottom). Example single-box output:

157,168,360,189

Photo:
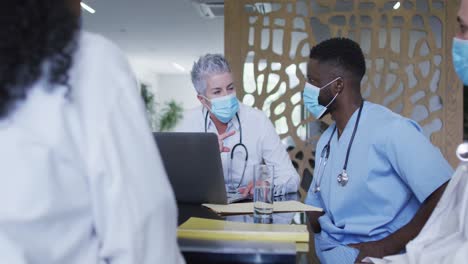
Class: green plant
140,83,158,131
140,83,183,131
159,100,183,132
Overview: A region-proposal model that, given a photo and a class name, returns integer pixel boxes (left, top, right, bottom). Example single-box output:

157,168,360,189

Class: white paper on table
202,201,323,214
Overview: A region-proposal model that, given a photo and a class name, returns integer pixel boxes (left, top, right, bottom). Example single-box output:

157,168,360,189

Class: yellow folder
177,217,309,243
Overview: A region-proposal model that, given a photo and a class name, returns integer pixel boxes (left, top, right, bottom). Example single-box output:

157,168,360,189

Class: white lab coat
0,31,184,264
0,233,27,264
364,161,468,264
176,104,300,196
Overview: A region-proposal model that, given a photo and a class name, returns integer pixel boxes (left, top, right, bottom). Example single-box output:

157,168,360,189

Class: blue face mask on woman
453,38,468,86
202,93,239,123
303,77,341,119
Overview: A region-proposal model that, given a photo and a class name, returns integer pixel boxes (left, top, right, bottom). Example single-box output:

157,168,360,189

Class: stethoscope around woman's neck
204,110,249,192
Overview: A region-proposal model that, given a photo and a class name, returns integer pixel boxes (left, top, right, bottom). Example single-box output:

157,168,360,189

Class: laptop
154,132,248,204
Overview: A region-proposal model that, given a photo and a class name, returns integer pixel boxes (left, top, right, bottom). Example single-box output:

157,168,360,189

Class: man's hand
348,240,389,263
306,211,325,233
218,131,235,152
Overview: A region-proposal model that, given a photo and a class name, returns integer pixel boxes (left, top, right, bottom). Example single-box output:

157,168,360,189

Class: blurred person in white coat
0,0,184,263
364,0,468,263
0,233,27,264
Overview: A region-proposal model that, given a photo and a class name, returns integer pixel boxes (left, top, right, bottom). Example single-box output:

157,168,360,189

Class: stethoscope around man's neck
313,101,364,193
204,110,249,192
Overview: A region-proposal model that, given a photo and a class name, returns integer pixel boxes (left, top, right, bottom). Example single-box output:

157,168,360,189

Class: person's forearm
273,171,300,196
379,181,448,254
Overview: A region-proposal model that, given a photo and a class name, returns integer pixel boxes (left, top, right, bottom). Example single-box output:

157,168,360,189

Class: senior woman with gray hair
176,54,299,197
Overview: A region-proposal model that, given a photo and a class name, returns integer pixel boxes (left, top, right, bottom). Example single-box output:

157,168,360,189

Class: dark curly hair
309,38,366,82
0,0,79,118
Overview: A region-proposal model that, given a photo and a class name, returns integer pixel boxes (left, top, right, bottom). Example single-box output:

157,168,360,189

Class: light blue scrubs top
305,101,453,245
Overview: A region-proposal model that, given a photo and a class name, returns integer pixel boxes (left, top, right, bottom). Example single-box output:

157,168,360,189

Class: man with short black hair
303,38,453,263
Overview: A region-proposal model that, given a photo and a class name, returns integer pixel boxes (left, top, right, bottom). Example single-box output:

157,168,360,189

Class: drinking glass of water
253,164,274,218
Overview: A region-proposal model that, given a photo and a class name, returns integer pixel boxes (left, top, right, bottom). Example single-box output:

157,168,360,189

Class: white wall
130,59,200,112
131,69,200,131
155,73,200,111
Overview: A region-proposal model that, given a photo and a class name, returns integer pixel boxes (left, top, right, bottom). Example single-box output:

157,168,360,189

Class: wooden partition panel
225,0,463,197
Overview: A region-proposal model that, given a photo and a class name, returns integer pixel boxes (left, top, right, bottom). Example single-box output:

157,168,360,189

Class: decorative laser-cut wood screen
225,0,463,197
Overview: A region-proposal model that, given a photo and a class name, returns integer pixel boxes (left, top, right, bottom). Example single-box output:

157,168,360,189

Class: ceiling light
393,1,401,10
172,62,186,72
81,2,96,14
